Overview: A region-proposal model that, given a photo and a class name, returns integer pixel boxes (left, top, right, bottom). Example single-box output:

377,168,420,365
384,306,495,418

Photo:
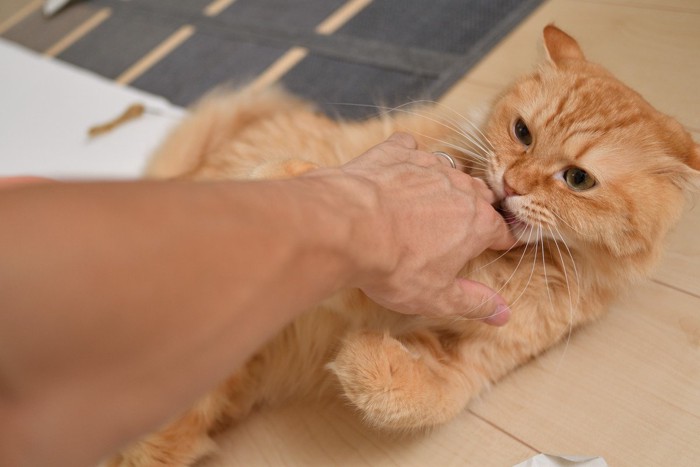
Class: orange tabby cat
109,26,699,466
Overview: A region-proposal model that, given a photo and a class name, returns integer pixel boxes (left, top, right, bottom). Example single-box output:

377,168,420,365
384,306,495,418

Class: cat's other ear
691,143,700,171
543,25,586,66
685,143,700,187
676,143,700,190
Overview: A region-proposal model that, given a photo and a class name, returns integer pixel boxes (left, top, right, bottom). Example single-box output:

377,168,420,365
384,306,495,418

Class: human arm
0,133,515,467
0,176,366,467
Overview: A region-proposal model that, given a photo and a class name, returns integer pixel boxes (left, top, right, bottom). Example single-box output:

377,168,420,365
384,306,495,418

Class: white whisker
540,228,555,311
327,101,496,173
546,225,576,371
451,225,535,325
506,225,540,309
551,223,581,308
327,99,496,155
401,118,492,163
470,225,531,273
407,99,496,154
549,209,586,236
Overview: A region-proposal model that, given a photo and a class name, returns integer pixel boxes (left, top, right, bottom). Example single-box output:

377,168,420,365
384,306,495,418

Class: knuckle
391,132,417,149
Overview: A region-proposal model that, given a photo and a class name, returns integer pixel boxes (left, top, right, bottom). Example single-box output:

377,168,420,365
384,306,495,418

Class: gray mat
3,0,545,118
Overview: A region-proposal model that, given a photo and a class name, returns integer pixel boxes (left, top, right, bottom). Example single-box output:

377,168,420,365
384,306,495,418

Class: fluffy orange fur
109,26,700,466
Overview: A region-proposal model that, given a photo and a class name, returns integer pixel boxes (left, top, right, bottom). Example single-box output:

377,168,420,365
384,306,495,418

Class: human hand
337,133,517,324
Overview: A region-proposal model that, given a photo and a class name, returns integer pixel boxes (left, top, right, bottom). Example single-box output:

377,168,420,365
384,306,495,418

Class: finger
385,132,417,150
449,278,512,325
432,151,457,169
486,210,519,250
482,304,512,326
368,133,424,166
0,176,53,190
441,171,493,203
384,148,446,169
470,177,497,205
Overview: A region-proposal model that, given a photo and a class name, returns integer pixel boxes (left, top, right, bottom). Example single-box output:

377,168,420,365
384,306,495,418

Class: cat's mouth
485,175,529,232
497,205,529,232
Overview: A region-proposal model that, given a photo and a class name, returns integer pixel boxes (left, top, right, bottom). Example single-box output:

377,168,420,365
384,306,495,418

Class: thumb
0,176,53,190
488,216,519,251
449,278,512,326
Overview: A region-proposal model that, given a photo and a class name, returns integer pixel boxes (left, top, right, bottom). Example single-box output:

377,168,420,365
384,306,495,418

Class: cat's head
483,25,700,264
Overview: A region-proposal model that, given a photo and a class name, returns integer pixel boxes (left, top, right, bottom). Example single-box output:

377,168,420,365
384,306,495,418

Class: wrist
295,168,393,291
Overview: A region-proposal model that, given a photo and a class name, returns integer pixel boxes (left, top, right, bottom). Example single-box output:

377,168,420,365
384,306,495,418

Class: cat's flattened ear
543,25,586,66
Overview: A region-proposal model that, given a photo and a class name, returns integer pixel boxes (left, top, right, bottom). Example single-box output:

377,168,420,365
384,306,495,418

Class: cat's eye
513,118,532,146
564,167,596,191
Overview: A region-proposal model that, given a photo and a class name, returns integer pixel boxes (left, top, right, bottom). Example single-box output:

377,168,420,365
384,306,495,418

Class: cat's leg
330,330,484,431
330,286,593,432
104,390,233,467
106,371,258,467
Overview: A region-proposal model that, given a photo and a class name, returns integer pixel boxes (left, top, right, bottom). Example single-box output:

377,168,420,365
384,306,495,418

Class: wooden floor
207,1,700,466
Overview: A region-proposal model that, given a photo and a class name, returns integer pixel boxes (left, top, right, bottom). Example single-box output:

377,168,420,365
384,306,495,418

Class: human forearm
0,179,362,466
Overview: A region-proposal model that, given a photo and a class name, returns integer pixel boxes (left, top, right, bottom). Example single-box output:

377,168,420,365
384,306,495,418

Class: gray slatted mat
2,0,545,118
58,8,183,79
133,36,288,106
2,2,101,53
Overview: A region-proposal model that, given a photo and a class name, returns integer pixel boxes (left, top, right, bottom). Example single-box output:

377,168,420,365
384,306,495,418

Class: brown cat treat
88,103,146,139
108,26,699,466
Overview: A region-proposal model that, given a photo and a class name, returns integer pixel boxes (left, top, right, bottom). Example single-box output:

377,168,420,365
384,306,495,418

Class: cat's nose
503,179,521,198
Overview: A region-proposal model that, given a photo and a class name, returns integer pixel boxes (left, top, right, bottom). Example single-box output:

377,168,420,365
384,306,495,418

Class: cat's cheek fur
487,165,507,199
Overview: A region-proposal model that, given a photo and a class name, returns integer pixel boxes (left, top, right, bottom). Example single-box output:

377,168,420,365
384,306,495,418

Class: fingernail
483,305,511,326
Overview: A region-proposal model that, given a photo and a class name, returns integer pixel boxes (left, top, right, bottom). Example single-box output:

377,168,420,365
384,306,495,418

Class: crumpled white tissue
513,453,608,467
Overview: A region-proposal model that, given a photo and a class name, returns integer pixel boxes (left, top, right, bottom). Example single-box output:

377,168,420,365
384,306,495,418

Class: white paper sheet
513,454,608,467
0,39,185,180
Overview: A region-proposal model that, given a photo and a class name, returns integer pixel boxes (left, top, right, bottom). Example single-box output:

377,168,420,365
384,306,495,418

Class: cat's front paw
329,331,464,431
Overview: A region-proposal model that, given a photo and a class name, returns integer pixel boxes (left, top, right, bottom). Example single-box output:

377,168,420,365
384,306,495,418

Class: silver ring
432,151,457,169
